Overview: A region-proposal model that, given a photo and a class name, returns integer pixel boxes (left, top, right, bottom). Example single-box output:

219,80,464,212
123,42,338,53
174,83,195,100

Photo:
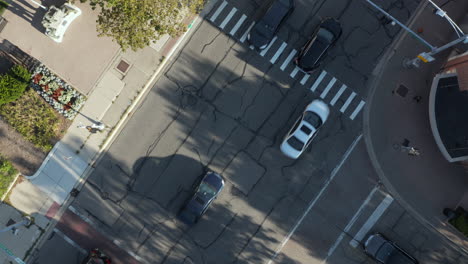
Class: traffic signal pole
365,0,468,68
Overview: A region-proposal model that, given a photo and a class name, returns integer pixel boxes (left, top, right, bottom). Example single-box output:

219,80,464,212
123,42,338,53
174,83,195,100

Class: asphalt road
31,0,468,263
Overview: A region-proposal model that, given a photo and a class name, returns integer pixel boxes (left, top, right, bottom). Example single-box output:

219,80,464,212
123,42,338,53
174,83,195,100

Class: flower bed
31,64,85,119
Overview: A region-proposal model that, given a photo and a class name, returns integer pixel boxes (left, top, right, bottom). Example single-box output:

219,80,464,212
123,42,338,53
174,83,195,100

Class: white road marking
220,7,237,29
209,0,227,22
270,41,287,64
290,66,300,78
260,36,277,56
300,74,310,85
320,77,336,99
280,49,297,71
240,21,255,43
53,228,87,254
229,14,246,36
349,194,394,248
267,134,363,264
113,239,143,261
322,186,380,262
249,45,254,50
310,71,327,92
330,84,347,106
340,92,356,113
350,100,366,120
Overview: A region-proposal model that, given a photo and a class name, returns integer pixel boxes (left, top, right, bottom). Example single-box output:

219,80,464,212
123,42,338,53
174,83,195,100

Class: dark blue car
178,171,225,225
247,0,294,50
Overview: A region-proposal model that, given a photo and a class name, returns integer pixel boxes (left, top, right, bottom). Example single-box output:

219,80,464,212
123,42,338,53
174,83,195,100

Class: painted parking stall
207,0,366,121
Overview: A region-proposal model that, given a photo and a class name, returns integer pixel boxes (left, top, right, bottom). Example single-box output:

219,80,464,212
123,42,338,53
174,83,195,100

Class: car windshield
287,136,304,151
198,182,217,197
317,28,334,42
303,111,322,128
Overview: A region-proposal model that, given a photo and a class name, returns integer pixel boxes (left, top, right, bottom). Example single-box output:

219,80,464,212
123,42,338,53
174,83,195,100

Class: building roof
429,52,468,162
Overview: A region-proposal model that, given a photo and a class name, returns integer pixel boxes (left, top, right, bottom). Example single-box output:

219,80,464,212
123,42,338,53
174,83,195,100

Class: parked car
364,233,419,264
294,17,342,73
280,99,329,159
82,248,112,264
247,0,294,50
178,171,225,225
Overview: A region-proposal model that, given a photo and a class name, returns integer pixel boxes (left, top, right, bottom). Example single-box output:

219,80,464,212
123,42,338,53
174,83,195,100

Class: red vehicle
82,248,112,264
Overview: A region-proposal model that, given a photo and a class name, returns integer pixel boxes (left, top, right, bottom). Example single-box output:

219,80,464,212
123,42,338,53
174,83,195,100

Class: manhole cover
116,60,130,74
395,84,408,97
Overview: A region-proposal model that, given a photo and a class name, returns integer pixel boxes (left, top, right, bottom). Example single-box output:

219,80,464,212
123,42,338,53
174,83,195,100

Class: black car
364,233,418,264
247,0,294,50
295,17,342,73
178,171,225,226
82,248,112,264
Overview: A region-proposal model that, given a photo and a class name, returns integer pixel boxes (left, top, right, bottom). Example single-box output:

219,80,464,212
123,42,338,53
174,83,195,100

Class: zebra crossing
207,0,366,121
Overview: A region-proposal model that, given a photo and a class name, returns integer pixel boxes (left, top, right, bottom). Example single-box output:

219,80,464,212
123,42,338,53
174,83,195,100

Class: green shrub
0,156,17,199
9,65,31,83
449,214,468,237
0,74,28,106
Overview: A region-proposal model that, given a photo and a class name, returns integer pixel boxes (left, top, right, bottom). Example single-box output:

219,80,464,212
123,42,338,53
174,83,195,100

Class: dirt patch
0,117,46,176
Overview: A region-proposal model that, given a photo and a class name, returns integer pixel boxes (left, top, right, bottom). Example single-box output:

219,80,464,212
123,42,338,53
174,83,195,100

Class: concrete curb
362,0,468,257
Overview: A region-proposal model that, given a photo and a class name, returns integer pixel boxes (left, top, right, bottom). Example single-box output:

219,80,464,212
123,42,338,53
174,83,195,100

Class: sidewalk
364,0,468,255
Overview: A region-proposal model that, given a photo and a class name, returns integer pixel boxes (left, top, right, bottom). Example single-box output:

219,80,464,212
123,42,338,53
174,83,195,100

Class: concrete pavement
364,0,468,255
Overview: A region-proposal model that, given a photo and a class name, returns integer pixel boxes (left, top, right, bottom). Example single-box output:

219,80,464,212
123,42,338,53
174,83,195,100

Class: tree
77,0,206,51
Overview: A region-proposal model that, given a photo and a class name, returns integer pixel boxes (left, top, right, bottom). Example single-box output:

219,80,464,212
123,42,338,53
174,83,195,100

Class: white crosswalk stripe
350,100,365,120
290,66,300,78
330,84,347,106
209,1,227,22
310,71,327,92
300,74,310,85
270,41,287,64
220,7,237,29
320,77,336,99
229,14,246,36
280,49,297,71
260,36,277,57
208,1,365,122
340,92,356,113
240,21,255,43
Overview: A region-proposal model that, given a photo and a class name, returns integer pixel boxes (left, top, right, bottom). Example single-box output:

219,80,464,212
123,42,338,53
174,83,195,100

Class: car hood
306,100,330,122
249,23,273,48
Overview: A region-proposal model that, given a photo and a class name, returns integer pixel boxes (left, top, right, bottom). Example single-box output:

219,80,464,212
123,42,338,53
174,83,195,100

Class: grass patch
0,155,18,199
0,89,60,152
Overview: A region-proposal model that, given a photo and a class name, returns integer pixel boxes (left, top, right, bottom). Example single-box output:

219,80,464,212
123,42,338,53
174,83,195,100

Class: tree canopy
78,0,206,51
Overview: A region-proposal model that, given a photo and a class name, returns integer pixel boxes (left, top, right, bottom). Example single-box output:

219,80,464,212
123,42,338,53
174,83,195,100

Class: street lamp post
0,216,32,264
365,0,467,68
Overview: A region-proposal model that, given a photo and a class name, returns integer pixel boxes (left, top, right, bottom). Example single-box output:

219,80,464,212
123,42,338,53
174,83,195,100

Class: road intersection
30,0,468,263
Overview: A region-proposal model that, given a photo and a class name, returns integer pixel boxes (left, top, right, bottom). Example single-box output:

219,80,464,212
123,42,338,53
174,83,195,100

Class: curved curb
23,141,61,180
362,1,468,257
